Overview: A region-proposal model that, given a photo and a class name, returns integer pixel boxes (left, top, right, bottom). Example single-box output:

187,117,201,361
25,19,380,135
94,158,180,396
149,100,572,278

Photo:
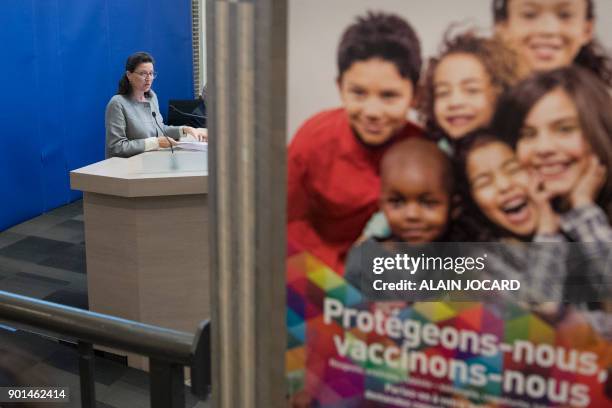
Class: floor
0,200,209,407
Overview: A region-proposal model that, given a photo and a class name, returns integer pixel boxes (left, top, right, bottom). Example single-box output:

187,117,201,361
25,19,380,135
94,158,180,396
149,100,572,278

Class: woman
105,52,207,158
493,65,612,311
494,66,612,220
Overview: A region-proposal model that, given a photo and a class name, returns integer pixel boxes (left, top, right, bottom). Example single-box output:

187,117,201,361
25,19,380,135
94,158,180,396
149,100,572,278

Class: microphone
151,111,174,154
170,104,207,119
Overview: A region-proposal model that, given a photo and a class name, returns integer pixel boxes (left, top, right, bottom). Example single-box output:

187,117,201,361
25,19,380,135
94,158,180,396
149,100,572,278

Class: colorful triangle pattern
286,249,612,407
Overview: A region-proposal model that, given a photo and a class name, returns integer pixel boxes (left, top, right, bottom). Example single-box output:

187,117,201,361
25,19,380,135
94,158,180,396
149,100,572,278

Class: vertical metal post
207,0,288,407
78,341,96,408
252,1,288,405
190,320,211,399
149,359,185,408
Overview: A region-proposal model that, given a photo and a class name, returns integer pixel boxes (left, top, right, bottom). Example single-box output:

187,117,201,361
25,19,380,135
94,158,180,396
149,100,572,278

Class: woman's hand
182,126,208,142
529,176,560,235
569,155,606,209
157,136,177,149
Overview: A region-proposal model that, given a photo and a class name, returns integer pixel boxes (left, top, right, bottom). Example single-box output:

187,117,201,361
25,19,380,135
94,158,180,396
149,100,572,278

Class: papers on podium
176,141,208,152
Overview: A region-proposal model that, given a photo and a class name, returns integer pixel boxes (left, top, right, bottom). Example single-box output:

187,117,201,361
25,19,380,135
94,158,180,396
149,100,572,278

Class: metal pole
0,290,193,364
207,1,287,407
78,341,96,408
150,359,186,408
190,320,211,399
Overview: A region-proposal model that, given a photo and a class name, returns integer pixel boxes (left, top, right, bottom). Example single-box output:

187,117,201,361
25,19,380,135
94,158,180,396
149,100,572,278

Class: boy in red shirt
288,12,423,274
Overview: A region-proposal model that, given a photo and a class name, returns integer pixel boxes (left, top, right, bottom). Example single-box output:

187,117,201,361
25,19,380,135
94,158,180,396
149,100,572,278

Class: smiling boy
287,12,423,274
343,138,455,299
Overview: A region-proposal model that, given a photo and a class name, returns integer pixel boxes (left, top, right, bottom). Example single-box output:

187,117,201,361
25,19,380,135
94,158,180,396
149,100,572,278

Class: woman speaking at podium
105,52,207,158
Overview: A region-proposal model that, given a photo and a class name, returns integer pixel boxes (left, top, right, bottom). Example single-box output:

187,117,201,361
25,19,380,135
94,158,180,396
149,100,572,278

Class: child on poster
344,138,454,296
420,31,519,146
493,0,612,85
287,12,423,275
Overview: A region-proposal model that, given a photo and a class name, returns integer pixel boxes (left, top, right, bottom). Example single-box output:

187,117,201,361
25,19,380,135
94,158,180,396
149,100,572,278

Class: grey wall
287,0,612,139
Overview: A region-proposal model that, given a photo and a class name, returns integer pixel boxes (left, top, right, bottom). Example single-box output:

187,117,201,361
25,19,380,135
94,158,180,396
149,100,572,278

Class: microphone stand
152,111,174,154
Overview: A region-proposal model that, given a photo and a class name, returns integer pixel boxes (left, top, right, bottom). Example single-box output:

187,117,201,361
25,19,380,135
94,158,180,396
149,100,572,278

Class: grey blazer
105,90,182,158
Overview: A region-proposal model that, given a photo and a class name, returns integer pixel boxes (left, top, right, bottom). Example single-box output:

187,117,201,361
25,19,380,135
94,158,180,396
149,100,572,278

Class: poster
286,1,612,406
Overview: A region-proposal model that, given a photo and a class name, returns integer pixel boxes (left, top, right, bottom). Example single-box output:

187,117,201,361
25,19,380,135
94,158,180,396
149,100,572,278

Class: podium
70,150,209,369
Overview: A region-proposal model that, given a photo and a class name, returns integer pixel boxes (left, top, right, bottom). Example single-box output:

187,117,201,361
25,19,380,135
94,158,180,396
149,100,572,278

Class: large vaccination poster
286,1,612,407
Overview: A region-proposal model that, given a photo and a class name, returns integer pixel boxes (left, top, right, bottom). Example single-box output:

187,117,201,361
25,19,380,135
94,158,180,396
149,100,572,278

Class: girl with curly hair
420,30,520,145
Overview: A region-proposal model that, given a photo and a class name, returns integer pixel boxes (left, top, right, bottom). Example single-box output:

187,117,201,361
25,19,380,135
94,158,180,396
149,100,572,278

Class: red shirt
287,108,422,274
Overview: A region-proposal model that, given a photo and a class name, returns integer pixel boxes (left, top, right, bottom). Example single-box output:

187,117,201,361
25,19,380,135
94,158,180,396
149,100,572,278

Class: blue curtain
0,0,194,230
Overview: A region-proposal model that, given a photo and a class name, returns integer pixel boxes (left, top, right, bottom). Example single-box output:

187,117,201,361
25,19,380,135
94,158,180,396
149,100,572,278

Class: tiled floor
0,200,209,407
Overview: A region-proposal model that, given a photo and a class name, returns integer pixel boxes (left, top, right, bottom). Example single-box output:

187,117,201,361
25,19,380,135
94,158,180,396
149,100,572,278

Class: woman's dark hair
450,131,519,241
420,29,520,142
337,11,422,85
492,65,612,220
492,0,612,87
117,52,155,96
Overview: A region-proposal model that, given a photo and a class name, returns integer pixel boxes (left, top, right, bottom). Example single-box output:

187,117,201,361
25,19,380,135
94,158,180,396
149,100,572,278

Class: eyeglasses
134,71,157,79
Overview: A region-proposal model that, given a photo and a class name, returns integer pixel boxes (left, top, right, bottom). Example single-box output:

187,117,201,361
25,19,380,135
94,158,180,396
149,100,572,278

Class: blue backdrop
0,0,194,230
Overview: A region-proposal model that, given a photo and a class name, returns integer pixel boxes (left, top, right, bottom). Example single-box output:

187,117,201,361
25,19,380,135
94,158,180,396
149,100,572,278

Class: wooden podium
70,150,209,369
